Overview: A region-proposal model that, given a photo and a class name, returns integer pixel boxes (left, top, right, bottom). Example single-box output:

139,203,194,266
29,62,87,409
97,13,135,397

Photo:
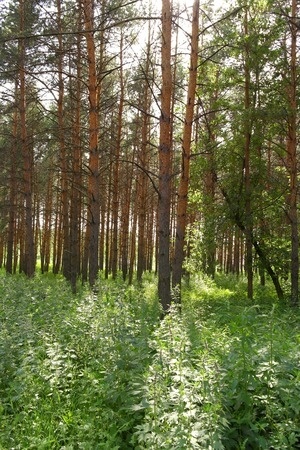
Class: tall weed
0,273,159,449
1,272,300,449
133,275,300,449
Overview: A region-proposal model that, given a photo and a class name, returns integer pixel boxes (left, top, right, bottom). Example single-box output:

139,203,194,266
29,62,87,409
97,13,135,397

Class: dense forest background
0,0,299,307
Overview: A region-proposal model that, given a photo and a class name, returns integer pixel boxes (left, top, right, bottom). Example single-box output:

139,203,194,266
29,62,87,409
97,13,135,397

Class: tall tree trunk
147,193,156,272
120,172,131,281
233,227,241,275
244,6,253,299
158,0,173,311
41,166,53,273
121,152,134,282
172,0,199,295
137,27,151,282
202,73,219,279
129,183,138,285
56,0,70,281
19,0,34,277
111,31,124,279
53,189,62,274
104,169,112,279
226,229,234,273
97,2,106,274
18,203,25,273
69,7,83,292
6,81,18,274
287,0,298,306
82,0,100,287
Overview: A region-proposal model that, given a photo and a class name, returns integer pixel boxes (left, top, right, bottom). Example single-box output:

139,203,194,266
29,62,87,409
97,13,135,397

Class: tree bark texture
19,0,35,277
158,0,173,311
243,6,253,300
287,0,299,306
111,31,124,279
82,0,100,287
172,0,199,294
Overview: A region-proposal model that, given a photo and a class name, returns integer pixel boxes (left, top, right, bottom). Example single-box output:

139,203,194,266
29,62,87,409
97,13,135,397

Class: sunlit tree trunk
172,0,199,296
158,0,173,311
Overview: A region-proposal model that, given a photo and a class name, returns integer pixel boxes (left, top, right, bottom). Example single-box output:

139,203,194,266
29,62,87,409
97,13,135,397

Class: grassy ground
0,272,300,449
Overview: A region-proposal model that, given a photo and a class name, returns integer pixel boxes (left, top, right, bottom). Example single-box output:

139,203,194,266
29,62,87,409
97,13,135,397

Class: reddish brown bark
287,0,298,306
82,0,100,286
172,0,199,293
158,0,173,311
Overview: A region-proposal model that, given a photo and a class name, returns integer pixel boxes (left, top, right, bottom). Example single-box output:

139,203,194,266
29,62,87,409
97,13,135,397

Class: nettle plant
131,279,300,450
1,272,300,449
219,304,300,450
131,304,228,449
0,274,159,449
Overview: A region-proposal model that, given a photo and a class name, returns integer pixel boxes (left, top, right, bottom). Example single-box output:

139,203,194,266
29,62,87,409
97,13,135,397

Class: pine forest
1,0,300,448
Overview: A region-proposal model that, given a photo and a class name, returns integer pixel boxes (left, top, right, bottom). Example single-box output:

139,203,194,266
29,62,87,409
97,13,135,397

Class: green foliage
131,304,227,449
0,273,160,449
1,273,300,448
132,275,300,449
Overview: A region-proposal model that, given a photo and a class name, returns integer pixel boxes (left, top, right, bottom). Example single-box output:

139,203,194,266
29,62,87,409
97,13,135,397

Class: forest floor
0,272,300,449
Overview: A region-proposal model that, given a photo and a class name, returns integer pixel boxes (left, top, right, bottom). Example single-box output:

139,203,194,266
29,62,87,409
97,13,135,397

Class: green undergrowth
132,275,300,449
0,273,160,449
0,272,300,449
